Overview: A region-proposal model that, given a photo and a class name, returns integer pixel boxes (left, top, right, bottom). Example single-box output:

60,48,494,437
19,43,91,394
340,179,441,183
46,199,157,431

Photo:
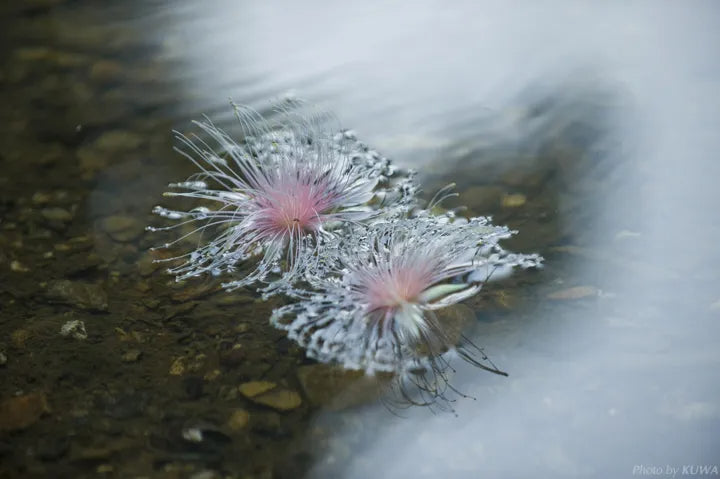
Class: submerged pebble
239,381,302,411
502,193,527,208
99,215,144,242
31,192,53,205
238,381,276,398
169,357,185,376
249,389,302,411
218,344,245,368
226,409,250,431
41,207,73,223
92,130,144,152
121,349,142,362
10,260,29,272
296,364,390,410
216,294,255,307
137,252,161,276
59,319,88,340
46,279,108,311
11,329,31,348
77,130,144,174
0,393,50,431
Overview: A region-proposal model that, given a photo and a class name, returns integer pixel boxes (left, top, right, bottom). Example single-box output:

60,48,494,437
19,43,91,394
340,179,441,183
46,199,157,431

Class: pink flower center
363,265,433,313
254,181,333,238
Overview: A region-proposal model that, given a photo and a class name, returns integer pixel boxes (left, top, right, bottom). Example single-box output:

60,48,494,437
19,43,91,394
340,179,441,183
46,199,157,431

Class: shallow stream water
1,1,719,478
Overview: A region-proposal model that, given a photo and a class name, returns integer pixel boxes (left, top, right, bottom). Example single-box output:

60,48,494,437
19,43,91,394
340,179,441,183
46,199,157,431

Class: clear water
1,1,718,478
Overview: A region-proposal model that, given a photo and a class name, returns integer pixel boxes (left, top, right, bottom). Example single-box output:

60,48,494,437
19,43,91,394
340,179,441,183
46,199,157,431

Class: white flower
149,102,417,291
271,214,542,383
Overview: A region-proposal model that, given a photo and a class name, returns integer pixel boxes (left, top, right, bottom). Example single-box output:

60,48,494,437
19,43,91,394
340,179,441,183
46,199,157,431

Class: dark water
1,1,719,478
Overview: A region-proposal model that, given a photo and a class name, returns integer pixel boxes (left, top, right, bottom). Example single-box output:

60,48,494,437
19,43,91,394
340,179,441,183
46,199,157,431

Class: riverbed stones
296,364,389,410
121,349,142,362
99,215,144,242
41,207,73,223
93,130,144,152
11,329,31,348
169,357,185,376
137,252,161,276
59,319,87,340
433,304,475,347
226,409,250,431
238,381,276,398
10,260,29,272
0,392,50,431
216,294,255,307
45,279,108,311
502,193,527,208
31,192,53,205
218,344,246,368
250,389,302,411
77,130,144,174
238,381,302,411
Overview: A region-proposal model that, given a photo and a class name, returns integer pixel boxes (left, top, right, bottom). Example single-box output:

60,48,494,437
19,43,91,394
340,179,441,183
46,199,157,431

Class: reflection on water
1,0,719,477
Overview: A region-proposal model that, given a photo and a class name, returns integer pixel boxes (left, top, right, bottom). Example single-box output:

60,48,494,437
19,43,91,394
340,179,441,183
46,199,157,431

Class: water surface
1,1,719,478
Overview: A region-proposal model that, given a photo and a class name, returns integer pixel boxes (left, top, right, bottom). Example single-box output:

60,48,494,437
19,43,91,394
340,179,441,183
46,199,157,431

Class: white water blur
171,1,720,477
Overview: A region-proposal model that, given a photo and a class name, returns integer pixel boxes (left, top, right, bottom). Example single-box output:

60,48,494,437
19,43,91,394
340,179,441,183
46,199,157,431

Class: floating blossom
271,214,542,399
149,103,417,291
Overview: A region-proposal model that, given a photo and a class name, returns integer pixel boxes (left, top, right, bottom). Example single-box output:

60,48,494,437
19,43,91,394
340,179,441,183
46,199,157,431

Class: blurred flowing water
1,1,719,478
